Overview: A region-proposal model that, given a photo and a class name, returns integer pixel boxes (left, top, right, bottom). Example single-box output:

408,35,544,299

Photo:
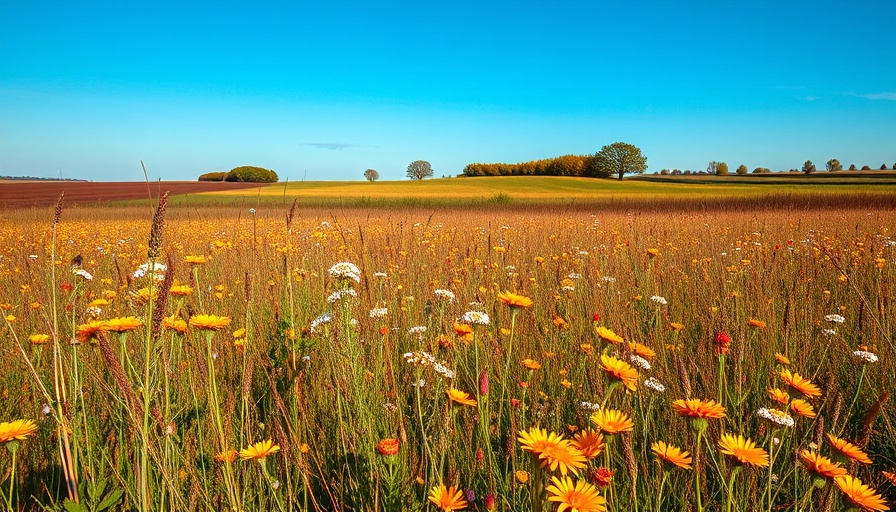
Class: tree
592,142,647,180
861,165,871,170
881,164,889,170
849,164,857,171
717,162,729,175
826,159,842,172
364,169,379,182
802,160,816,174
406,160,433,180
736,164,748,175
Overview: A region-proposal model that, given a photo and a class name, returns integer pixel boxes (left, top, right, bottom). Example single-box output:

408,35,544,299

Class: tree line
662,159,896,176
462,142,647,180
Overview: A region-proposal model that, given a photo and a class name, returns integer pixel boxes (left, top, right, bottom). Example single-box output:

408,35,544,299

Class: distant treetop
199,166,278,183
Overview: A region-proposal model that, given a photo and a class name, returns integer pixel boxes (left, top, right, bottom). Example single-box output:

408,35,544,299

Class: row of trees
363,161,436,181
198,166,279,182
462,142,647,180
669,160,896,176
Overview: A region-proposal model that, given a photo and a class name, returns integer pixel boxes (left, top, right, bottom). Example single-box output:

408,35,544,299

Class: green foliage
825,159,842,172
736,164,748,175
63,480,123,512
406,160,433,180
224,166,278,183
363,169,379,182
198,172,227,181
802,160,816,174
592,142,648,180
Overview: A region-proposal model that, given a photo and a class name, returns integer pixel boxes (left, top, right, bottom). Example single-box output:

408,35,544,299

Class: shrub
224,166,279,183
198,172,227,181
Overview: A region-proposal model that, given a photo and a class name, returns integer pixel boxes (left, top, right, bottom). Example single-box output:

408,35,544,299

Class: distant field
3,175,894,211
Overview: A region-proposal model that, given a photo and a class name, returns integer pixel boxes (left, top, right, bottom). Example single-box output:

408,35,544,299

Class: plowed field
0,181,264,208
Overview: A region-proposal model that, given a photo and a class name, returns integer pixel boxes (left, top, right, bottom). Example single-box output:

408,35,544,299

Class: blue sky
1,1,894,182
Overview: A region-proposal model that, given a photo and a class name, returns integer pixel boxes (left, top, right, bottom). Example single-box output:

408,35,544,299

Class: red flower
714,331,732,355
61,283,73,293
592,314,601,322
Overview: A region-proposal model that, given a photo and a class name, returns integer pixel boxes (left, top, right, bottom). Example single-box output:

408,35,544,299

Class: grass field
1,182,895,511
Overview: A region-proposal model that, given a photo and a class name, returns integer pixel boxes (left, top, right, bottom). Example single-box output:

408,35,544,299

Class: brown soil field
0,181,264,208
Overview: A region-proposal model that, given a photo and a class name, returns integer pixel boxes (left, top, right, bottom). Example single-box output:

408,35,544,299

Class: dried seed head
53,193,65,225
148,192,168,259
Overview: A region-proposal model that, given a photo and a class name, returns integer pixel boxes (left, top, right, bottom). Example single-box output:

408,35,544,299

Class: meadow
1,180,895,511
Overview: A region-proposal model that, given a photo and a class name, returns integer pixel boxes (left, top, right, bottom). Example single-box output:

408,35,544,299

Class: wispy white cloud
859,92,896,101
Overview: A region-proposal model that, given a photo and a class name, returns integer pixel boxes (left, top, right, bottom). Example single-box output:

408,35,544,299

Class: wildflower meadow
1,193,894,511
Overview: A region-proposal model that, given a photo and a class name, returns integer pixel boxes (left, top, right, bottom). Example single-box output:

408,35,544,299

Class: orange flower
453,323,474,342
75,320,108,343
170,284,194,296
834,475,890,511
646,248,660,257
768,388,789,405
651,441,692,470
671,398,727,419
669,322,685,331
215,449,238,463
747,319,766,328
790,399,817,418
104,316,143,333
522,359,541,370
518,427,587,476
826,433,872,464
588,467,615,488
185,255,207,265
595,326,623,344
718,434,769,467
189,314,231,331
163,315,187,334
446,388,477,407
799,450,847,479
0,419,38,443
591,409,634,435
882,471,896,486
546,475,608,512
497,291,533,309
428,484,469,512
628,342,656,359
29,334,50,345
775,353,791,365
239,439,280,461
600,355,638,391
376,438,400,456
570,429,605,459
779,369,822,399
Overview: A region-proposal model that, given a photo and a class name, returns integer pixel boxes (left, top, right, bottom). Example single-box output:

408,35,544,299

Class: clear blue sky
2,0,894,181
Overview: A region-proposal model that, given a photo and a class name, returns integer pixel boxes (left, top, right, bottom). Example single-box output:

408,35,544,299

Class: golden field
0,187,894,511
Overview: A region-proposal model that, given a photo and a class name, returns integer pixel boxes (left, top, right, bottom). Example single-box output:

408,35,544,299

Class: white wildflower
824,314,845,323
580,401,601,412
369,307,388,318
822,328,837,337
310,313,331,333
853,350,878,363
434,289,455,302
433,362,455,380
629,355,651,371
72,268,93,281
408,325,427,336
644,377,665,392
568,273,582,280
650,295,668,305
326,288,357,303
374,271,388,278
404,350,435,367
757,407,794,428
133,262,167,281
462,311,490,325
248,208,256,215
328,261,361,283
601,276,616,283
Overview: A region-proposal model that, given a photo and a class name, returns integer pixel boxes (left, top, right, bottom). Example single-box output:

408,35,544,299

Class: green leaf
96,489,123,511
63,500,89,512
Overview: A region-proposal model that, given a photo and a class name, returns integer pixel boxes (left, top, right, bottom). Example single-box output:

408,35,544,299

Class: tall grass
0,198,894,511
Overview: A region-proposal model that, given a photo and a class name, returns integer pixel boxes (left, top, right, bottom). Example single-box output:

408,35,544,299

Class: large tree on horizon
592,142,648,180
406,160,433,180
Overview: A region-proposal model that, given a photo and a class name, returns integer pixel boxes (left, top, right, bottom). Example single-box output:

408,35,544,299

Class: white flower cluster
462,311,490,325
822,328,837,337
369,307,388,318
824,314,845,323
650,295,668,305
853,350,878,363
327,288,357,304
72,268,93,281
408,325,427,336
432,362,456,380
310,313,331,334
404,350,436,367
373,272,388,278
629,355,652,371
601,276,616,283
580,401,601,412
434,289,455,302
133,262,167,281
328,261,361,283
644,377,665,392
757,407,795,428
